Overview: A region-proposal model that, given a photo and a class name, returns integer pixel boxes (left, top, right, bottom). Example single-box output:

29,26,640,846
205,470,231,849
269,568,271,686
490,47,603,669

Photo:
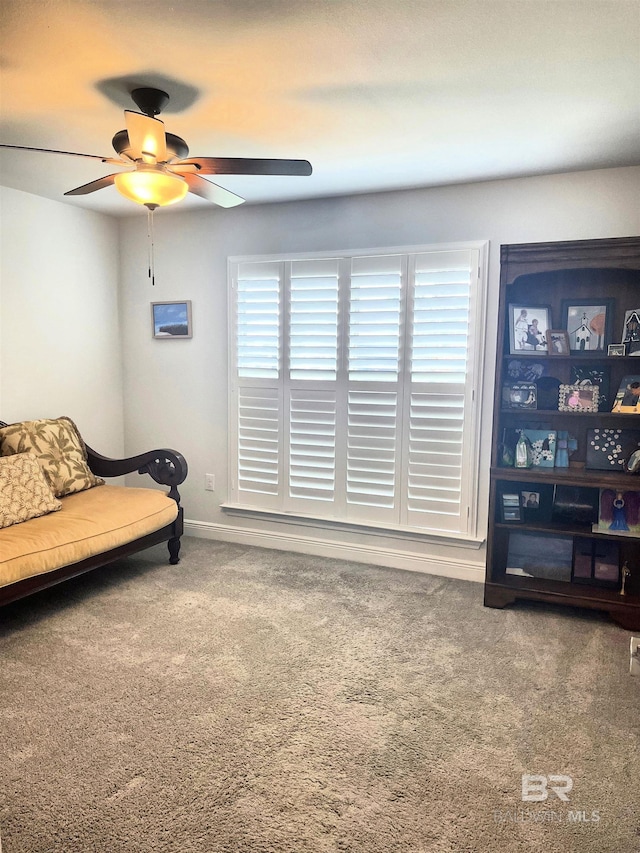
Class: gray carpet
0,537,638,853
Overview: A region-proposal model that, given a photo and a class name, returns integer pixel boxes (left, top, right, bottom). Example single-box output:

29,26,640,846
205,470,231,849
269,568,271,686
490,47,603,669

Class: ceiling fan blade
64,174,118,196
125,111,167,163
178,157,313,176
183,173,245,208
0,143,121,165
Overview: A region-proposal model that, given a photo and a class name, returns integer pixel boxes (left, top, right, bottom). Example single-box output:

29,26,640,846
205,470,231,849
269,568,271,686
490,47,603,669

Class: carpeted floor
0,537,638,853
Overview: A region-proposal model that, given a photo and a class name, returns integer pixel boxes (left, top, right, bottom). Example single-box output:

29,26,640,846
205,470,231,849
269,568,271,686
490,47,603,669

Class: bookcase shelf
485,237,640,630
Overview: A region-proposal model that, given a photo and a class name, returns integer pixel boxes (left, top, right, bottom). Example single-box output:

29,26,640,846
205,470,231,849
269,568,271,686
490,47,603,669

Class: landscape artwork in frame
561,298,613,352
152,301,192,339
508,305,550,354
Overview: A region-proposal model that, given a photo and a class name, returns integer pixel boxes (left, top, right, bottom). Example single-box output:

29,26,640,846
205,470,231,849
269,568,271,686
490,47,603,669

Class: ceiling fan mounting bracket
130,87,170,116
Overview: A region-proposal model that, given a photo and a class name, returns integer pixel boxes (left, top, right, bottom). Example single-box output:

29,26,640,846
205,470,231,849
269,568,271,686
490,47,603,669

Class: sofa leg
168,536,181,565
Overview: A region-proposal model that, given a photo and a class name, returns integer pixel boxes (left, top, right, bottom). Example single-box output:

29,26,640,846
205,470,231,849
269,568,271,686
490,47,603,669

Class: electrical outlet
204,473,215,491
631,637,640,677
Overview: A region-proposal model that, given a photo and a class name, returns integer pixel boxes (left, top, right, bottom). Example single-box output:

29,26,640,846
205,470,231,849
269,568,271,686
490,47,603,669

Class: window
228,242,487,539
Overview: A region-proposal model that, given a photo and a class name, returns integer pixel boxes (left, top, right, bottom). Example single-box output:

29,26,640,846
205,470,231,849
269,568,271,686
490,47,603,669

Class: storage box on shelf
485,237,640,630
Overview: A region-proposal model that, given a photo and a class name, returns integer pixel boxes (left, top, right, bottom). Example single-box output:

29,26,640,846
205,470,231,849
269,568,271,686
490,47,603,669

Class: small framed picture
608,343,626,356
621,309,640,344
611,375,640,413
151,300,193,339
501,493,522,523
508,305,550,354
561,299,613,352
547,329,570,356
558,384,599,412
521,490,540,510
501,382,537,410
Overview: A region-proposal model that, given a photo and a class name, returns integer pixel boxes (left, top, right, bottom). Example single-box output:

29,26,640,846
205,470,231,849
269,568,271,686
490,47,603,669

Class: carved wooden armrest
86,446,188,503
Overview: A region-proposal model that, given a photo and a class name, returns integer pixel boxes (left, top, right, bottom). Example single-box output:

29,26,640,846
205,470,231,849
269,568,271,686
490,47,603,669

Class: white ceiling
1,0,639,217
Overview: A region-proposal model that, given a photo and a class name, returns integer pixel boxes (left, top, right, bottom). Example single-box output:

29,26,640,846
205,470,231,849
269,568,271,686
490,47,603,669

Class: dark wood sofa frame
0,422,188,606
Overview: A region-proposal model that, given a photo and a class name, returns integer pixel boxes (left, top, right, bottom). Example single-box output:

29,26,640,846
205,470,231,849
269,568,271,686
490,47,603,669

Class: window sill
220,503,485,550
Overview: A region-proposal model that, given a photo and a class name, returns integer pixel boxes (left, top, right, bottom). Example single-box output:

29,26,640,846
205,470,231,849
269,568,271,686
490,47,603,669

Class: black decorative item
536,376,561,410
506,359,547,382
586,428,640,470
551,485,599,526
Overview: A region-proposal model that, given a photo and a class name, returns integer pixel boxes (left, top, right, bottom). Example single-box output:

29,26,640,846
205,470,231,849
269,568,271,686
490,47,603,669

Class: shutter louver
237,262,280,378
349,256,402,382
347,390,398,511
237,387,280,500
290,259,339,380
289,389,336,502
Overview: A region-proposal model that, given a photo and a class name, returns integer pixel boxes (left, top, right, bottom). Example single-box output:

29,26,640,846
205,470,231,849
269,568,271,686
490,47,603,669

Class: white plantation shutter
403,250,477,531
229,243,485,537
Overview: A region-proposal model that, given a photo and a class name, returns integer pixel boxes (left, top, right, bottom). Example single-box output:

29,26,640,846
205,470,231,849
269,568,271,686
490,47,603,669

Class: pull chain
147,205,156,285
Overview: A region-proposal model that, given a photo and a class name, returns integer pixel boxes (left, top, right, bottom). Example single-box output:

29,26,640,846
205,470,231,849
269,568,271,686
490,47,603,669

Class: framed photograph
501,493,522,523
508,305,550,354
561,298,613,352
558,383,599,413
547,329,570,356
151,300,192,339
611,375,640,413
501,382,537,410
608,343,626,356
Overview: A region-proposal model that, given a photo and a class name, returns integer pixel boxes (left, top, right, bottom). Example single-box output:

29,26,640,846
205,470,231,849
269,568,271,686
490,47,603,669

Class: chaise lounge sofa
0,417,187,607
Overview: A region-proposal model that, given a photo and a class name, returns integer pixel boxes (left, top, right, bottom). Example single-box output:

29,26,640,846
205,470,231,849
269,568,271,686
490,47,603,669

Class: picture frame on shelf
592,488,640,537
608,343,626,356
508,304,550,354
551,485,599,526
505,359,547,382
558,383,599,413
621,309,640,347
151,300,193,339
501,382,537,410
611,375,640,413
561,298,613,352
500,493,522,523
547,329,570,356
572,537,620,587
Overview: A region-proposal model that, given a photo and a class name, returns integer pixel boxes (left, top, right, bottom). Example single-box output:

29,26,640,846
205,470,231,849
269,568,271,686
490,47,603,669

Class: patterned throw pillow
0,417,104,498
0,452,62,529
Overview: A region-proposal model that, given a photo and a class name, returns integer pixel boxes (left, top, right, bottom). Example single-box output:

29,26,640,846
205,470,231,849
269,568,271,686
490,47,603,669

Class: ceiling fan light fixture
114,168,188,208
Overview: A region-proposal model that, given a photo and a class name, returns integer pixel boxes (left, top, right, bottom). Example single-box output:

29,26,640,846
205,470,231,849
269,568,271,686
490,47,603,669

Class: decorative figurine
621,562,631,596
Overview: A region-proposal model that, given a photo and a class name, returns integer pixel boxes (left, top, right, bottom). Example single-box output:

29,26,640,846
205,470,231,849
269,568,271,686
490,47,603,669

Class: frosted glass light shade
114,170,188,207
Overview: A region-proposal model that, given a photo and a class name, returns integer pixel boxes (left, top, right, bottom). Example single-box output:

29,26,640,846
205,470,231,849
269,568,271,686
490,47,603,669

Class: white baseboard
184,519,485,584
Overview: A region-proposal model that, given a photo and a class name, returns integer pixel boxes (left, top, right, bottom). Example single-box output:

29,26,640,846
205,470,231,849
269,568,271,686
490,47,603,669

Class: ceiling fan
0,87,313,210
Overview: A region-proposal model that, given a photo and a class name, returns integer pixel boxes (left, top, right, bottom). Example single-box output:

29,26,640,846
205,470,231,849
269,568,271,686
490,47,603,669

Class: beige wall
0,186,124,454
118,166,640,581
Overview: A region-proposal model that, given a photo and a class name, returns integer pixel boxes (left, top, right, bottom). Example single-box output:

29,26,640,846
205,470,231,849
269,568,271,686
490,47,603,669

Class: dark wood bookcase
485,236,640,630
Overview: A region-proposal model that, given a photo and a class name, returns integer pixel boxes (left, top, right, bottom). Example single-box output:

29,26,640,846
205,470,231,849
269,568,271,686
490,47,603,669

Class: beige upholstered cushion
0,485,178,587
0,417,104,498
0,452,62,529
